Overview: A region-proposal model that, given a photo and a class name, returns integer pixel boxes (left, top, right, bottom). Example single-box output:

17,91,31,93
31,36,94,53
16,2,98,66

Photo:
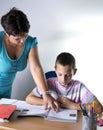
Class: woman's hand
43,94,60,112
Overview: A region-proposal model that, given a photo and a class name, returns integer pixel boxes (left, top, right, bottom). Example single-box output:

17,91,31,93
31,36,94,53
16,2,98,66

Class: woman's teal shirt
0,31,38,98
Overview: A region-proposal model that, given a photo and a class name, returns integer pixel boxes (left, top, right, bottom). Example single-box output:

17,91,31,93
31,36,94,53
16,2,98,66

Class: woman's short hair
1,7,30,36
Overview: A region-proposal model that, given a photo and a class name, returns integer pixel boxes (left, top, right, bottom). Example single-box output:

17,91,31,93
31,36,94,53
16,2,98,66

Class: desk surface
0,111,102,130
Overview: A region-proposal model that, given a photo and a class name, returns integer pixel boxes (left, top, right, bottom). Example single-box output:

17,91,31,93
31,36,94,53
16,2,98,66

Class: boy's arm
89,98,103,115
57,96,80,110
58,97,103,118
86,98,103,119
25,92,45,105
58,97,103,113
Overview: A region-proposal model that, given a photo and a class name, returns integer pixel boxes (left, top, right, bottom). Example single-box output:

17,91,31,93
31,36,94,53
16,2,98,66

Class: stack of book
0,104,16,122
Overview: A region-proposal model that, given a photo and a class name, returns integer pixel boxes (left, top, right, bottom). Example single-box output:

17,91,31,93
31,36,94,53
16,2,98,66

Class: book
0,98,17,105
0,104,16,122
0,98,78,122
13,100,49,117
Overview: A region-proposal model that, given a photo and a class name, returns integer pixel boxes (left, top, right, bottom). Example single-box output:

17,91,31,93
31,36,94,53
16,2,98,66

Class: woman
0,7,59,111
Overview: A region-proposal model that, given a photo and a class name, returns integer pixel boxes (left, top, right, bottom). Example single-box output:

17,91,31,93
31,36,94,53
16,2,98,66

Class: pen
79,104,85,115
21,109,29,112
89,101,95,117
17,109,29,112
22,109,29,111
19,109,29,114
92,101,95,114
83,105,88,117
79,104,88,117
82,104,88,116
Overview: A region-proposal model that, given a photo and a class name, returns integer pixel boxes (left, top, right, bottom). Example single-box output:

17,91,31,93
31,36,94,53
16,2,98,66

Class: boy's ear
73,68,77,75
54,66,56,70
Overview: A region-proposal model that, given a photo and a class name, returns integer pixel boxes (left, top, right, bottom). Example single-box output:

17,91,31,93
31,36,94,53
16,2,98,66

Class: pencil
79,104,88,116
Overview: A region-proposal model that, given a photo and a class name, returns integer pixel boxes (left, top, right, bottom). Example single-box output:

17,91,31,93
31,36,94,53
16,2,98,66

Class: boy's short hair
55,52,76,69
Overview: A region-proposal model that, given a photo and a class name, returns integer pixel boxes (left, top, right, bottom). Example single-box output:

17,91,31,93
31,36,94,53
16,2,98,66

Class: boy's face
55,63,77,87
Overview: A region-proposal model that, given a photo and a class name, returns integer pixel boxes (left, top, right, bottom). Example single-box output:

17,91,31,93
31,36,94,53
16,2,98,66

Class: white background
0,0,103,103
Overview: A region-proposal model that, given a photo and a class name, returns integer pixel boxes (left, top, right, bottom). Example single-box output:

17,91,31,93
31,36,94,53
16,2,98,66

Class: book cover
0,104,16,119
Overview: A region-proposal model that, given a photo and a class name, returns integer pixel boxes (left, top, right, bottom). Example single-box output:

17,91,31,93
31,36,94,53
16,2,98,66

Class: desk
0,111,102,130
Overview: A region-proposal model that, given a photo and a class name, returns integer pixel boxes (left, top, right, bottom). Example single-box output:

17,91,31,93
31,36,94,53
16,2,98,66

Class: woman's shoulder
26,35,37,43
0,31,4,48
0,31,4,38
25,35,38,48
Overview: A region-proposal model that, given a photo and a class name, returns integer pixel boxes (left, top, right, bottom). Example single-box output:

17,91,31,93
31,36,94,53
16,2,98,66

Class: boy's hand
57,96,72,108
57,96,78,109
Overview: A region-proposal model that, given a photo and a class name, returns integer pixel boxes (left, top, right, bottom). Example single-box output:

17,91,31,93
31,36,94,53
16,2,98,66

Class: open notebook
0,98,78,122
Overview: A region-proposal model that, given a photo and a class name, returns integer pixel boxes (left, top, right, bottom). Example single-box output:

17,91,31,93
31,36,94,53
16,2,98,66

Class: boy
26,52,103,115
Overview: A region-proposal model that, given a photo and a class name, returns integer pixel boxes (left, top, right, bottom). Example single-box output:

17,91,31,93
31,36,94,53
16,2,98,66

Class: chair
45,71,57,79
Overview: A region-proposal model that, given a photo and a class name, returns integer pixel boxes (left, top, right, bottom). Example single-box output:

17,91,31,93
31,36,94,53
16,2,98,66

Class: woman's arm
28,46,59,111
28,46,48,92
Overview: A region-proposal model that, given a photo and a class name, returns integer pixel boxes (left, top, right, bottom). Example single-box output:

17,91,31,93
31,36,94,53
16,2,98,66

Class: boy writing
26,52,103,116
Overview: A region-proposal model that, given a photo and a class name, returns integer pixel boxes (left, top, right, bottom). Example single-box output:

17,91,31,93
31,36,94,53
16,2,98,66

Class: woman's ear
73,68,77,75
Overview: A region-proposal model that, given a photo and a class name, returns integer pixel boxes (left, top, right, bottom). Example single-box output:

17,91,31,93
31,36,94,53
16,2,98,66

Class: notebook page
46,108,77,122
